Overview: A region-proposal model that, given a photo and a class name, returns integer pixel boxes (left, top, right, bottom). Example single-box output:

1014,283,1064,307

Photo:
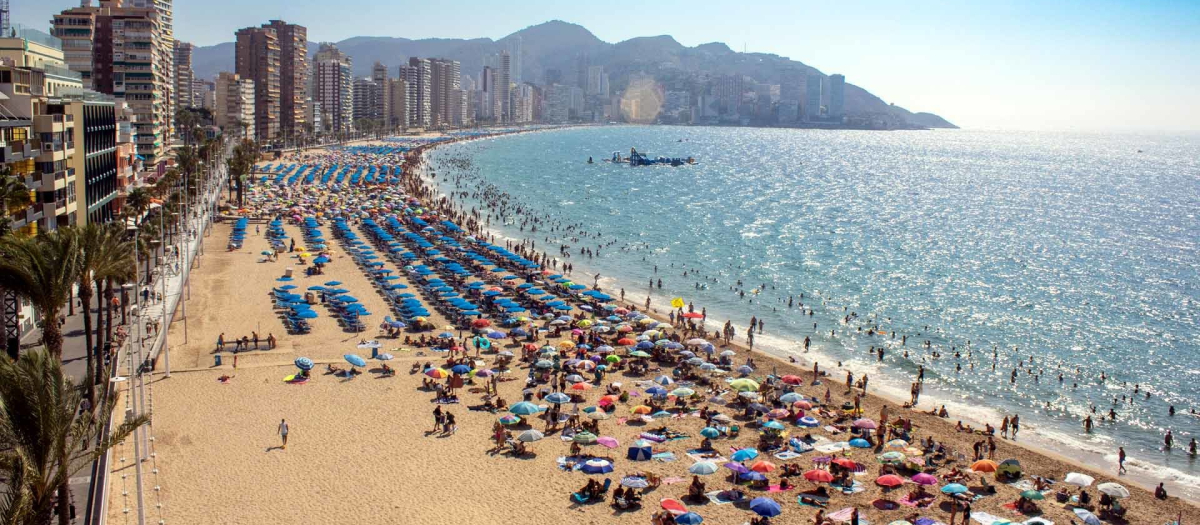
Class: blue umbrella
450,364,472,375
545,392,572,404
731,448,759,462
294,310,318,319
849,438,871,448
307,286,326,291
294,357,314,370
740,471,767,481
940,483,969,495
509,401,541,415
748,497,781,517
438,332,455,338
675,512,703,525
344,354,367,367
324,281,342,286
278,285,297,290
1073,509,1101,525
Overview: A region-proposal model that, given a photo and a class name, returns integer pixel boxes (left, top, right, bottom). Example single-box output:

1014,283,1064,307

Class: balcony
0,141,34,163
39,170,70,190
34,114,68,133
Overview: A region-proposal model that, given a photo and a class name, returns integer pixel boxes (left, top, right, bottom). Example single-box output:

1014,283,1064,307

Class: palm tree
0,232,79,360
71,224,135,404
124,187,151,224
226,138,256,207
0,170,31,236
0,348,148,525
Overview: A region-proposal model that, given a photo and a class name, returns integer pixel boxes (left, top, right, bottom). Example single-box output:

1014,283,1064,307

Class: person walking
278,419,289,449
1118,447,1127,474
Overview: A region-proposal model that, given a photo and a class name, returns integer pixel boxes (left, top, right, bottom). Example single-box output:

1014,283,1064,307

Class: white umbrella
1064,472,1094,487
1096,482,1130,498
517,430,544,442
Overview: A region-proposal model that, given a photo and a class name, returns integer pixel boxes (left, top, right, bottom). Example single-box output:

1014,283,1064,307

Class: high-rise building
386,77,408,129
235,25,280,140
828,74,845,120
67,93,119,225
265,20,307,136
173,41,194,110
372,62,390,127
0,27,83,233
393,77,412,131
544,84,570,123
586,65,604,96
714,75,744,117
214,72,255,138
497,52,510,122
477,66,500,122
313,43,353,133
508,36,522,85
429,58,460,127
352,77,383,124
778,68,803,124
804,73,822,120
404,58,431,128
53,2,172,165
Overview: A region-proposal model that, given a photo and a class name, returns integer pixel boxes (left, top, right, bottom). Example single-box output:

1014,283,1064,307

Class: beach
105,131,1198,525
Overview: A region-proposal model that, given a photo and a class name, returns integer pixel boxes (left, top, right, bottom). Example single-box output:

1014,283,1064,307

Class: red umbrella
804,469,835,483
832,458,858,469
660,498,688,516
781,375,803,385
617,338,637,346
876,474,905,487
472,319,491,328
793,400,813,410
750,460,777,473
522,343,538,351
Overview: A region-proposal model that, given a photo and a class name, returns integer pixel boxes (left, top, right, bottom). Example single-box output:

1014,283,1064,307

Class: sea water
428,125,1200,498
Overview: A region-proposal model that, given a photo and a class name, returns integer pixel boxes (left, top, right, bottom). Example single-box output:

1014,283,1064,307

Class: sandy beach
104,134,1198,525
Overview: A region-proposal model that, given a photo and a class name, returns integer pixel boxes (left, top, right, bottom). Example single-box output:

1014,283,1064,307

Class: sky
16,0,1200,131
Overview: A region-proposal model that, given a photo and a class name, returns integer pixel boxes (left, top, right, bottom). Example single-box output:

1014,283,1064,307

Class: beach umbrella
627,445,652,461
509,401,542,415
1096,482,1130,498
884,439,909,451
498,415,521,425
750,460,777,473
849,438,871,448
730,378,759,392
970,459,998,473
324,281,342,286
674,512,703,525
767,408,790,419
447,364,470,375
689,461,719,475
940,483,969,495
344,354,367,367
580,459,613,474
425,368,449,379
804,469,834,483
700,427,721,439
762,420,786,431
654,375,674,386
620,476,649,489
780,375,803,385
670,387,696,398
1073,508,1102,525
724,462,750,475
731,448,759,462
879,451,907,463
739,471,767,482
587,410,610,420
852,418,878,430
912,473,938,486
596,436,619,449
1020,490,1045,501
535,359,553,369
1064,472,1094,487
876,474,905,487
545,392,572,404
997,459,1021,475
797,416,819,427
661,498,689,517
651,410,673,419
570,382,591,391
748,497,781,517
779,393,805,404
516,430,544,442
294,357,314,370
473,369,494,378
573,431,598,444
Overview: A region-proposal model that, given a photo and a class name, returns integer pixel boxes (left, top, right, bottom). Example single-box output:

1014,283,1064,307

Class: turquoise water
428,126,1200,494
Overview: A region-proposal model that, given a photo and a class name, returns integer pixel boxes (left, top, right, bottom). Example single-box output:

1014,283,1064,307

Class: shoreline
420,129,1200,508
122,127,1198,524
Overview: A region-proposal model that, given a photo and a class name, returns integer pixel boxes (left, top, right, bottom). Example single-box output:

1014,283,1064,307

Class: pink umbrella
912,473,939,486
793,400,813,410
852,418,878,430
596,436,619,449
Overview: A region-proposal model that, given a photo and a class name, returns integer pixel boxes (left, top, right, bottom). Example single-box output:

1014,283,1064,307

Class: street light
123,224,146,525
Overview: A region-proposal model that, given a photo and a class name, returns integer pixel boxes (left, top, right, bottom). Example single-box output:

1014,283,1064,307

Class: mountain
192,21,956,128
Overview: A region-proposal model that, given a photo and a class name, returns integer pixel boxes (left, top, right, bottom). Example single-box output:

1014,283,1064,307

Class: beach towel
1023,519,1053,525
766,484,796,493
773,451,803,461
639,433,667,442
797,493,829,508
652,452,677,462
662,477,686,485
617,417,628,425
816,442,851,453
704,490,740,505
825,508,855,521
970,512,1005,525
685,451,727,463
914,519,947,525
871,499,899,511
824,425,843,434
1002,501,1025,515
790,440,814,453
832,480,865,494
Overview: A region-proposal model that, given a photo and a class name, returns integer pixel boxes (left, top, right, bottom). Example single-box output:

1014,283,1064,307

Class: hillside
193,21,956,128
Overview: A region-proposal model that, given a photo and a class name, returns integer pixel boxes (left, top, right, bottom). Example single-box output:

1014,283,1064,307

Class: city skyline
16,0,1200,131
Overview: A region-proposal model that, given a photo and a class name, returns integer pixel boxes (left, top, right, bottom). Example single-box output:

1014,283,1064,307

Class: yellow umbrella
631,405,652,415
730,378,760,392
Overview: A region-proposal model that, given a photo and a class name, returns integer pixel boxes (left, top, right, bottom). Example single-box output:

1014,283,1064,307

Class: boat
616,148,696,167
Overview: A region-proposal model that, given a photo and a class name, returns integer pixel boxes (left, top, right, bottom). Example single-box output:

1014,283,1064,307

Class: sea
426,125,1200,499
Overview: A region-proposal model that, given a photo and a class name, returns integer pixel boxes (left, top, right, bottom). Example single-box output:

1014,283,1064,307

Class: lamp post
122,227,146,525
